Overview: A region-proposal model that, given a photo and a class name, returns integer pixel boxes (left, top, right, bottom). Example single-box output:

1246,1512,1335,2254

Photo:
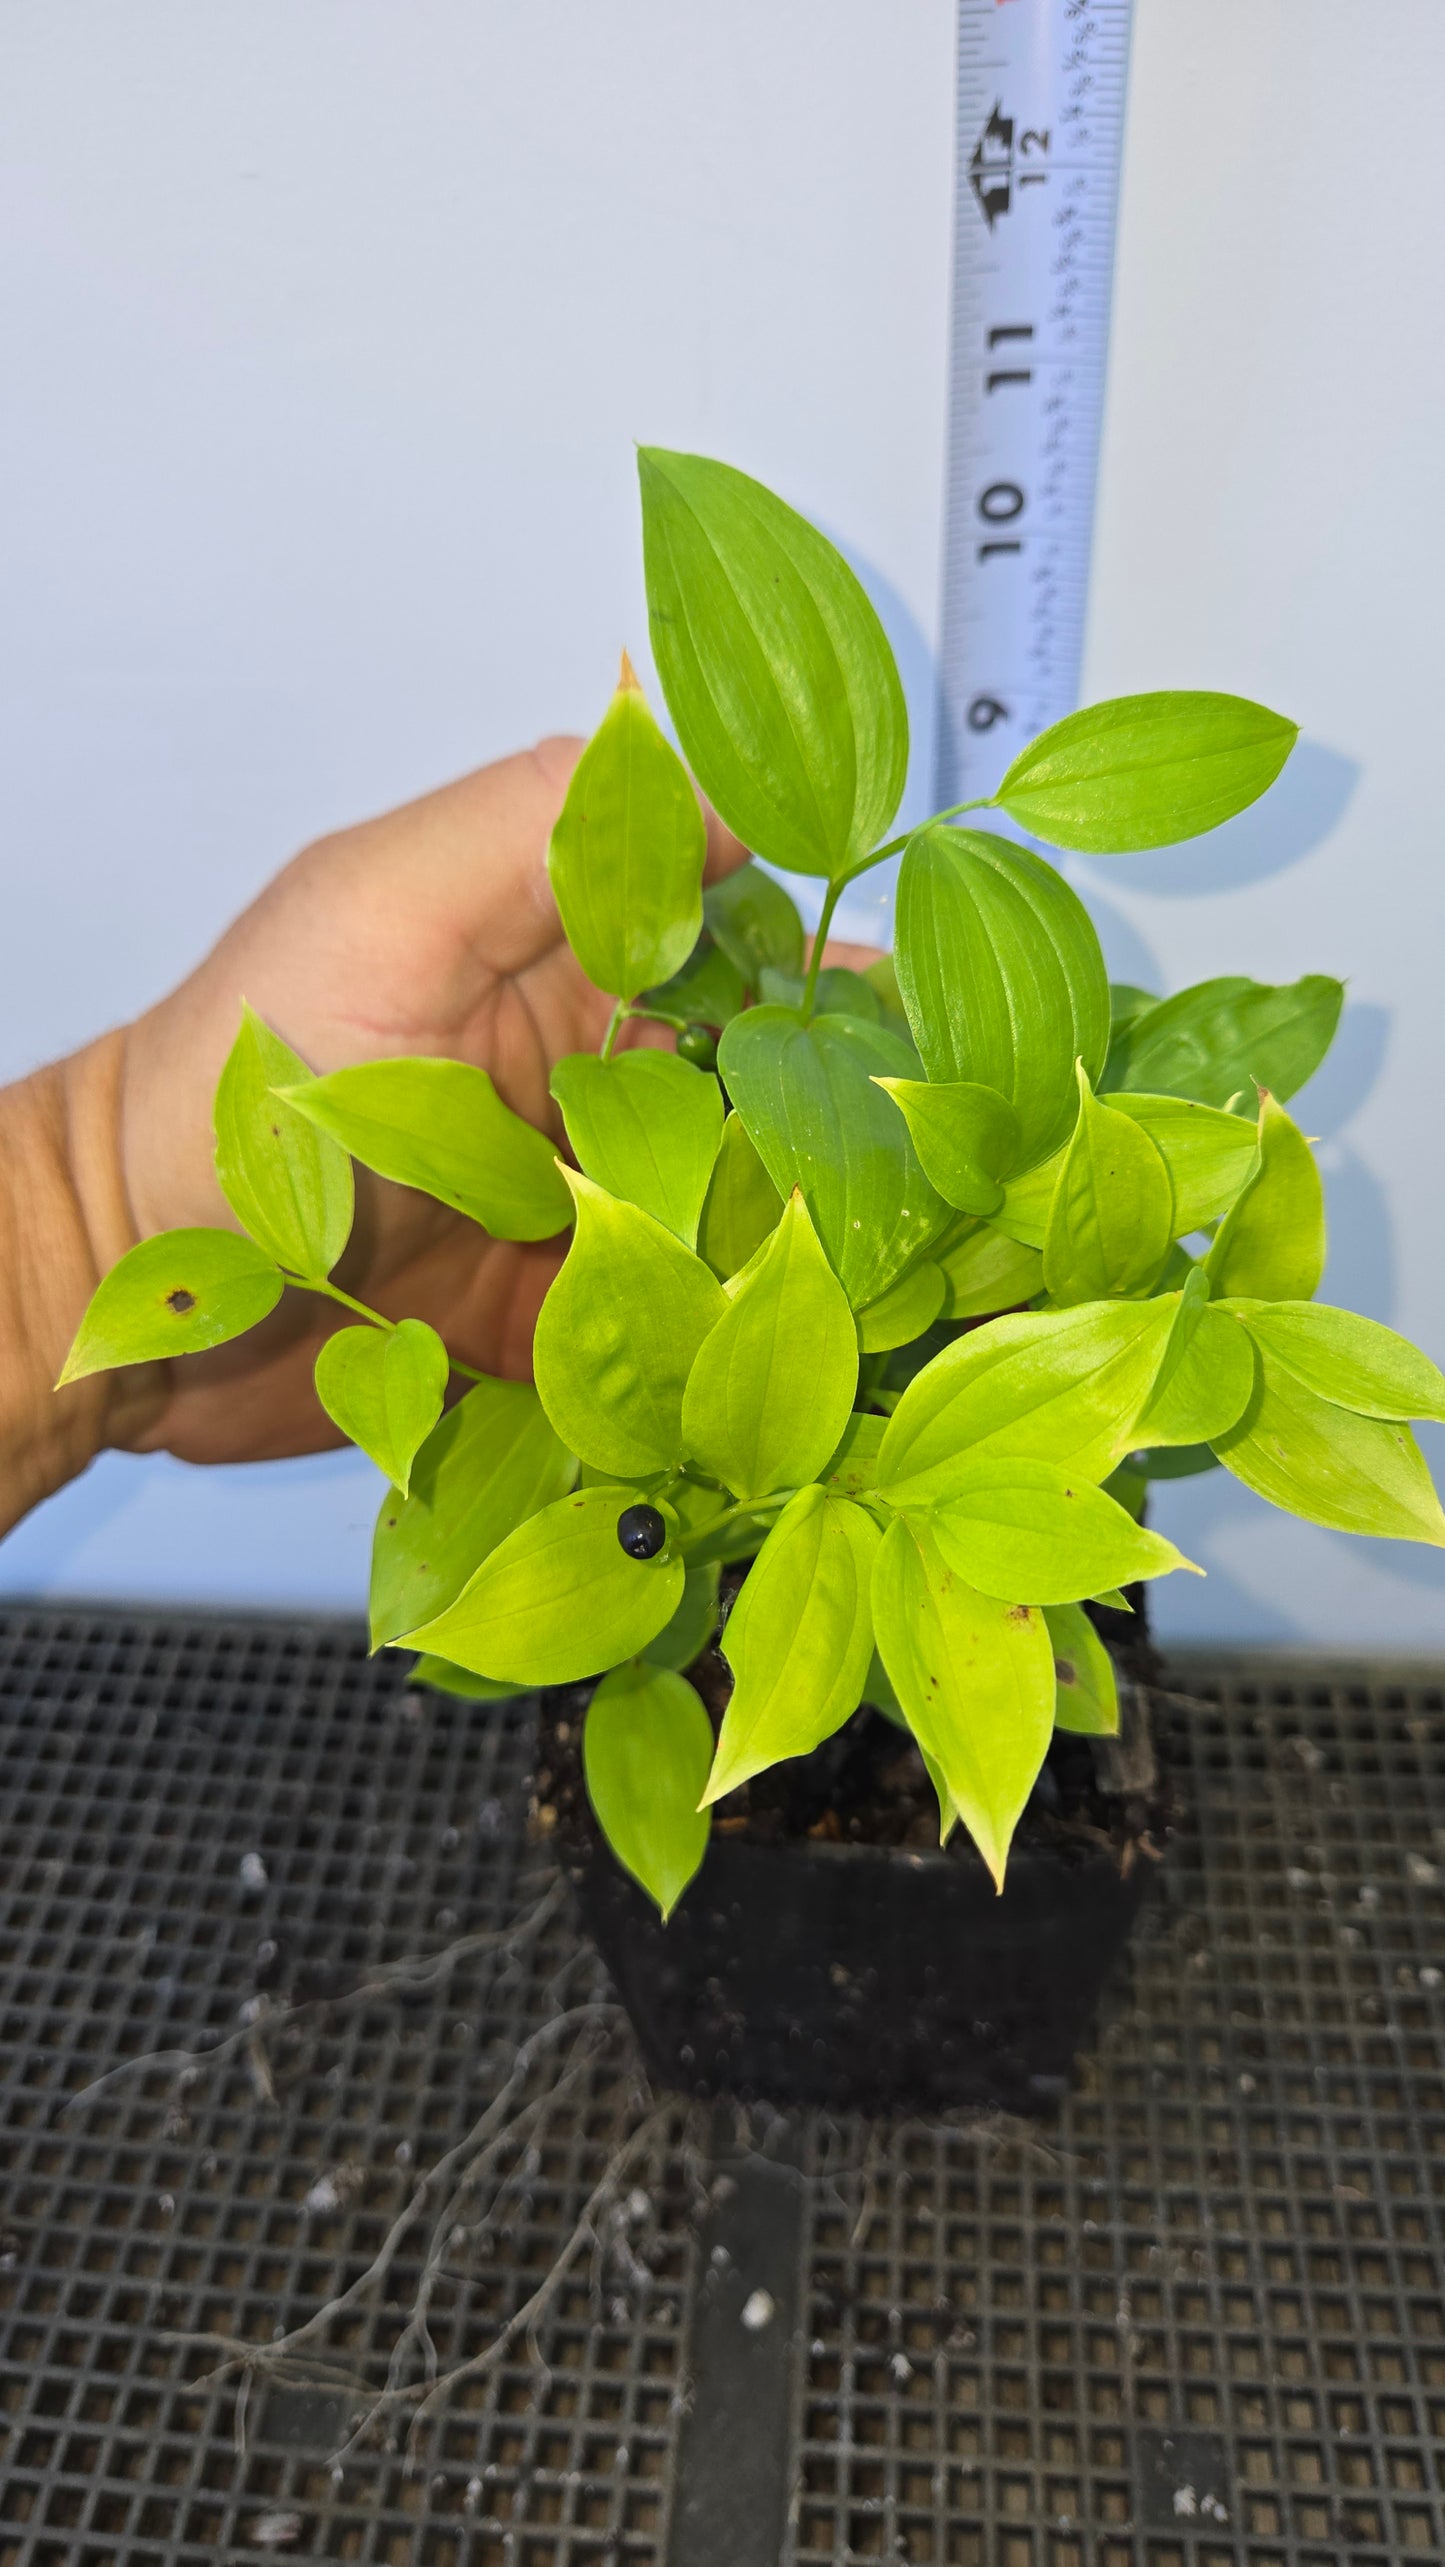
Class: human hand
111,738,752,1465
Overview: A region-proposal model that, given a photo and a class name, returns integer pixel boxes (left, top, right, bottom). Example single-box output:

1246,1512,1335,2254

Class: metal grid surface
0,1607,1442,2567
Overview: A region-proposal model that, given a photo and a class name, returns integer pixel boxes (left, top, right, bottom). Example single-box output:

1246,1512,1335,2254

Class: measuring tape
935,0,1134,805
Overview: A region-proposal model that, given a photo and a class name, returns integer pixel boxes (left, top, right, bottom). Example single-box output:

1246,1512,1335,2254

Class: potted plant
59,452,1445,2114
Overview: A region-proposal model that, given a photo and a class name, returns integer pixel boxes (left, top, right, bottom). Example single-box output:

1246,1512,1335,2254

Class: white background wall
1,1,1441,1649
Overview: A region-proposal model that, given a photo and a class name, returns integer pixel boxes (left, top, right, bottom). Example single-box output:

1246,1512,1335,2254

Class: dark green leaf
682,1190,857,1500
895,826,1109,1165
641,931,748,1032
1042,1068,1174,1305
546,662,706,1001
551,1049,723,1246
639,447,908,881
1220,1301,1445,1422
929,1457,1197,1604
1103,974,1343,1107
877,1296,1177,1500
871,1516,1054,1884
584,1662,713,1917
873,1079,1021,1216
1045,1603,1120,1734
1127,1442,1222,1481
703,1487,880,1802
279,1060,572,1242
406,1484,685,1682
213,1004,353,1279
1109,983,1158,1037
1205,1092,1324,1301
57,1229,282,1385
313,1319,449,1496
532,1170,725,1476
703,864,805,984
717,1007,951,1308
369,1375,575,1647
1214,1342,1445,1546
995,691,1298,852
407,1655,525,1703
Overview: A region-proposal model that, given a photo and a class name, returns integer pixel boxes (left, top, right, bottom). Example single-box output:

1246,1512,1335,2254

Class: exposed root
60,1874,567,2118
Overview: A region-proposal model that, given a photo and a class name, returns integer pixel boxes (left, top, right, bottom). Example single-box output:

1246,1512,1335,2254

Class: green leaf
856,1260,946,1353
1104,1091,1259,1231
1128,1442,1222,1482
1044,1603,1119,1735
407,1484,685,1682
313,1319,449,1496
703,865,805,985
873,1079,1021,1216
995,691,1298,852
1136,1298,1257,1446
213,1004,354,1279
546,662,706,1001
533,1168,725,1476
1103,973,1343,1108
279,1060,572,1242
929,1457,1197,1604
584,1662,713,1917
642,1556,721,1671
682,1190,857,1500
863,954,912,1040
551,1049,723,1247
642,932,748,1032
696,1113,784,1280
1043,1067,1175,1305
702,1487,880,1802
1109,982,1158,1038
1205,1091,1324,1301
57,1229,282,1385
822,1410,888,1496
407,1655,526,1703
1214,1343,1445,1546
757,965,883,1023
717,1007,951,1308
1219,1301,1445,1423
990,1148,1065,1249
895,825,1110,1165
871,1516,1054,1884
876,1296,1177,1500
934,1221,1044,1320
369,1375,575,1647
638,446,908,881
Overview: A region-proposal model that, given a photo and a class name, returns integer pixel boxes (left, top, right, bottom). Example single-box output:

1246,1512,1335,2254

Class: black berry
617,1502,667,1560
676,1022,717,1071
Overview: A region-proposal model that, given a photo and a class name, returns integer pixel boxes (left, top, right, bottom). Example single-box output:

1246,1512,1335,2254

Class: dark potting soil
534,1584,1169,1889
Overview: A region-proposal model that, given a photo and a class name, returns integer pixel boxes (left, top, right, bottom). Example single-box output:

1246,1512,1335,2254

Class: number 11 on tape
936,0,1134,804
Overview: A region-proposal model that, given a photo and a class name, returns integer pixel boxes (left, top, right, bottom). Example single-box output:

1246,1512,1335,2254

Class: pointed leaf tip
618,648,642,693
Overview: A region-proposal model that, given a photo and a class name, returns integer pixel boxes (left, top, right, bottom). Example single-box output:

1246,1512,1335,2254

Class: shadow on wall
1079,738,1360,897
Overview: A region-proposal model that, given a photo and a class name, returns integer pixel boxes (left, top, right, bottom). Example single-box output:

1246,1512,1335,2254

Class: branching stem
287,1276,487,1384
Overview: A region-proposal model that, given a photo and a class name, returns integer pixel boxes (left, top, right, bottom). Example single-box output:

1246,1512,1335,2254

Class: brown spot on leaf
1007,1604,1032,1623
1054,1657,1077,1686
166,1288,197,1315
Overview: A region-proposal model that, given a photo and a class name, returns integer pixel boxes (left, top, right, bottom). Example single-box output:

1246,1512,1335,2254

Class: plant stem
798,879,846,1023
288,1276,487,1383
677,1488,794,1557
599,999,627,1063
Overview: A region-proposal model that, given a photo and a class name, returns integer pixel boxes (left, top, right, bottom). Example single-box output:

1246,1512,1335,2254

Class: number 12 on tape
937,0,1134,804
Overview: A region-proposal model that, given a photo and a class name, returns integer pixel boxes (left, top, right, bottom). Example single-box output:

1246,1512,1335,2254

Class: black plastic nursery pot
533,1614,1167,2118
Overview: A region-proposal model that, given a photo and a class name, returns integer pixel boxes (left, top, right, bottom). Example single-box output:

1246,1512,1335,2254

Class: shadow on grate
0,1610,1442,2566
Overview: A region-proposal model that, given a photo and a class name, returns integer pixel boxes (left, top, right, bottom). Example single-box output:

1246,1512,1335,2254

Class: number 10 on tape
936,0,1134,804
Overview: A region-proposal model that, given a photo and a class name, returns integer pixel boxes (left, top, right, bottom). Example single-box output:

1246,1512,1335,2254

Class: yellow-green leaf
533,1169,725,1477
1044,1603,1120,1735
584,1662,713,1917
871,1516,1054,1885
995,691,1298,853
703,1487,880,1803
1043,1066,1174,1305
696,1112,784,1281
213,1003,354,1278
406,1484,684,1682
369,1375,576,1647
279,1059,572,1242
313,1318,449,1496
856,1260,946,1352
934,1222,1044,1320
57,1229,282,1385
929,1457,1199,1604
1214,1340,1445,1546
546,663,707,1001
873,1078,1021,1216
551,1048,723,1246
682,1191,857,1500
1205,1090,1324,1301
1220,1301,1445,1423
